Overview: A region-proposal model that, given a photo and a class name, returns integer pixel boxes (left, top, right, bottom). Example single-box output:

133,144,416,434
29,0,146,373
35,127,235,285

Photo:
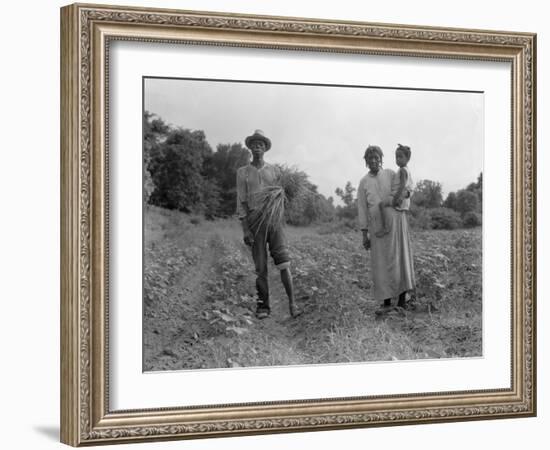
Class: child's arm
392,168,407,207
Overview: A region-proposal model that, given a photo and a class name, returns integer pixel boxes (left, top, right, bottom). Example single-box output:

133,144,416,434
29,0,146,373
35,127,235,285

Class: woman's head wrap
364,145,384,161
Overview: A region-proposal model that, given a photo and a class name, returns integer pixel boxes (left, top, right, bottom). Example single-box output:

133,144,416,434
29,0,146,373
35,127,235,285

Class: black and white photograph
142,77,483,372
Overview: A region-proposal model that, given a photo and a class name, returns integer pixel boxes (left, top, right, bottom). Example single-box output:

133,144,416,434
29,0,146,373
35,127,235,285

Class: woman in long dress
357,145,415,310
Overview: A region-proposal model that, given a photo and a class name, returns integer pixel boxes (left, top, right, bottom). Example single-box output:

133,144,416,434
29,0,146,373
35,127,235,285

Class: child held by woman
377,144,413,237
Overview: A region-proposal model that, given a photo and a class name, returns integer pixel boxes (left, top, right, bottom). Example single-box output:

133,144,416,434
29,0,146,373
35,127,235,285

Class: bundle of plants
276,164,310,203
248,185,286,234
248,165,312,234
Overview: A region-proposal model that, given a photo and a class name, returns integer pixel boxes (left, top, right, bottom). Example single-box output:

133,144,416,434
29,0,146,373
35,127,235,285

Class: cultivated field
143,206,482,371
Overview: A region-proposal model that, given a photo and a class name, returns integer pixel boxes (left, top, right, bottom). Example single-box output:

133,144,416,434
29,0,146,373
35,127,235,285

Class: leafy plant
429,207,463,230
463,211,482,227
412,180,443,209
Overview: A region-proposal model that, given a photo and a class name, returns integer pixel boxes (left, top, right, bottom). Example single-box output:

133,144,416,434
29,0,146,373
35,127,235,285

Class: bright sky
144,77,483,202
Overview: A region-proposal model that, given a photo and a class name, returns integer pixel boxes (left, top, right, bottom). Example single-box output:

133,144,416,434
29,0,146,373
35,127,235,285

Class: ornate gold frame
60,3,536,446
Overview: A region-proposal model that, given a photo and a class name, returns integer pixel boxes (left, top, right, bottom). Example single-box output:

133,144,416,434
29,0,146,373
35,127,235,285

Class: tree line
334,175,482,230
144,112,335,224
145,111,481,230
412,175,482,229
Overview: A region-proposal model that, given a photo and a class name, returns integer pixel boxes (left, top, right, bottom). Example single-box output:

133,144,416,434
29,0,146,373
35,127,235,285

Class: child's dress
391,166,413,211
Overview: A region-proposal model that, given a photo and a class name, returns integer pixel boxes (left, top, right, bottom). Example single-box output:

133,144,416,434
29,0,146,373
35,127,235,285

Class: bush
455,189,479,215
277,165,336,226
408,206,432,230
463,211,482,228
430,207,463,230
286,188,335,226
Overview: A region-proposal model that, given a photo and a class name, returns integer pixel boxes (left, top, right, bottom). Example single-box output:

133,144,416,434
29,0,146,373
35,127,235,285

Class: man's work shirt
236,163,280,220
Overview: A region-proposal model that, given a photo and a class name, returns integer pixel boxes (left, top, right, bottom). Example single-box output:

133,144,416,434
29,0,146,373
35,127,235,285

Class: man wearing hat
236,130,300,319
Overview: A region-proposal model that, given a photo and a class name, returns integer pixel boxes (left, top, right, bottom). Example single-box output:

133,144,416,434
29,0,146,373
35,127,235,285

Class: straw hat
245,129,271,151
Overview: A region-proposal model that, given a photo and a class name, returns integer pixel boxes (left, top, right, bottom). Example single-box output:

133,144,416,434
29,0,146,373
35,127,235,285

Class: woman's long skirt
370,208,416,302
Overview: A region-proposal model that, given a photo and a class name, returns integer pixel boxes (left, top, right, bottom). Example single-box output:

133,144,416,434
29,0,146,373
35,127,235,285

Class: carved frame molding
61,3,536,446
